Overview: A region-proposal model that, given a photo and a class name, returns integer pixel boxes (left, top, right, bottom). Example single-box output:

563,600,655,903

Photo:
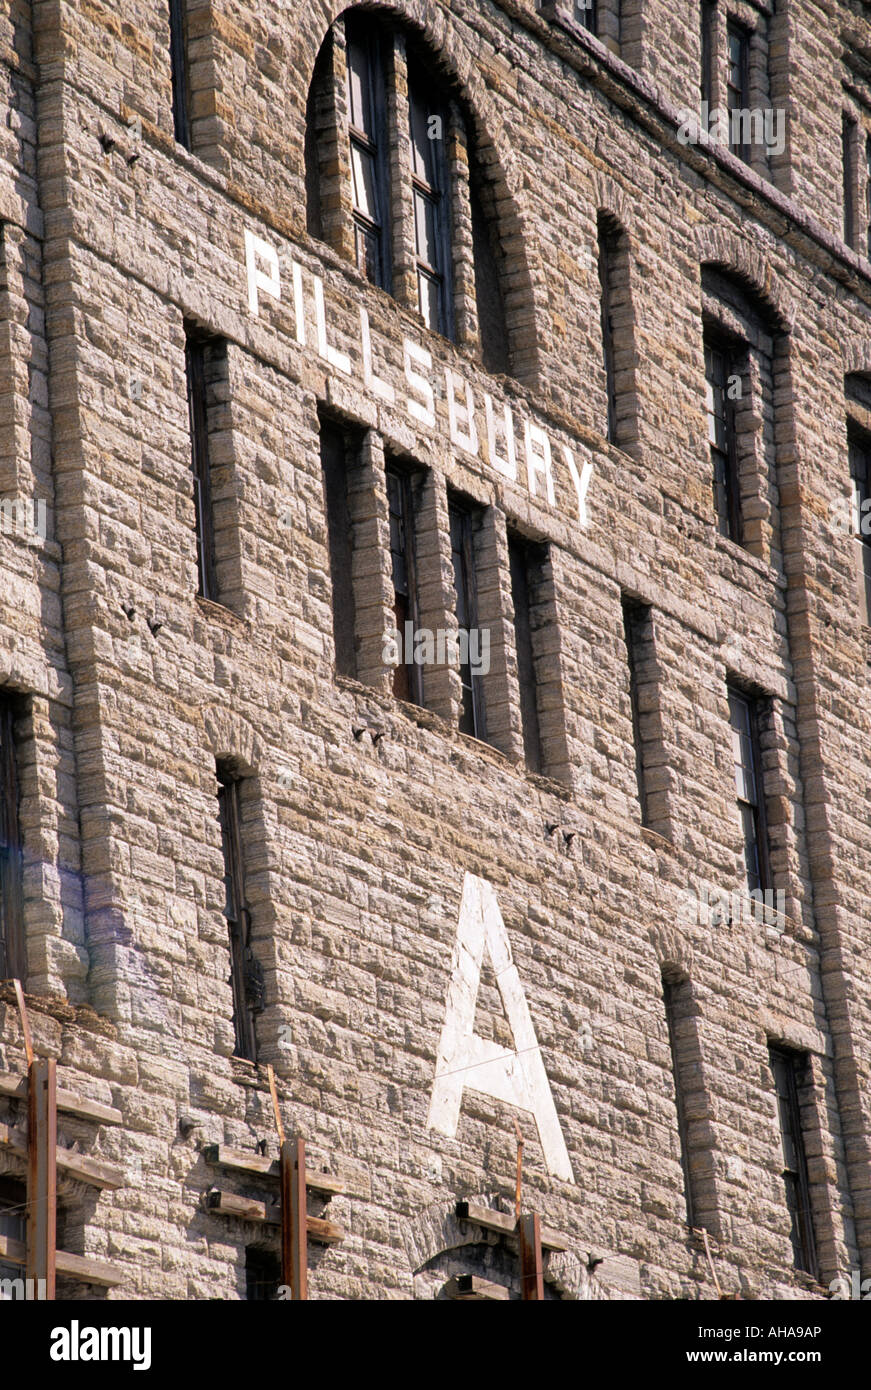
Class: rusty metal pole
26,1056,56,1299
280,1136,307,1300
518,1212,543,1301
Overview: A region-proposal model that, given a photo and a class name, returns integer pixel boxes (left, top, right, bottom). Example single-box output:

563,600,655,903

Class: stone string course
0,0,867,1299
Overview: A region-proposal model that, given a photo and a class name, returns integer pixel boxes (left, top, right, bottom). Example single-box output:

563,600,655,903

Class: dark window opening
246,1246,282,1301
662,976,697,1229
471,185,509,376
508,535,544,774
345,18,391,290
409,73,452,338
217,766,261,1062
0,697,24,983
726,21,751,161
386,465,423,706
597,218,620,445
0,1178,26,1286
769,1045,817,1278
848,430,871,624
705,335,742,543
622,598,651,826
185,332,219,603
866,135,871,260
169,0,191,149
727,686,770,899
320,420,359,679
449,500,486,741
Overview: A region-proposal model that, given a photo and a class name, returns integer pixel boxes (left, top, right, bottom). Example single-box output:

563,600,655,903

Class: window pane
347,32,375,138
413,188,440,268
417,269,442,332
350,141,379,222
409,86,434,184
354,223,380,284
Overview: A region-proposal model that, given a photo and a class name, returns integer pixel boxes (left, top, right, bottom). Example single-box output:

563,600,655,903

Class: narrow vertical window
726,21,751,161
246,1246,281,1301
409,76,452,337
597,220,619,445
622,598,650,826
842,115,857,248
662,976,698,1229
169,0,191,149
508,536,543,774
728,686,770,898
217,766,261,1062
700,1,716,111
386,465,422,705
345,20,390,289
449,501,486,740
574,0,598,32
865,135,871,259
769,1046,817,1277
320,422,358,679
0,699,24,983
0,1179,26,1283
848,433,871,625
705,336,742,543
185,334,218,602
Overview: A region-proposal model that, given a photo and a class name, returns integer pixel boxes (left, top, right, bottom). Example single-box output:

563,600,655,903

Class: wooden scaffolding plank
454,1200,569,1252
201,1143,344,1196
206,1189,344,1245
0,1069,122,1126
0,1119,124,1189
0,1235,124,1288
443,1274,510,1301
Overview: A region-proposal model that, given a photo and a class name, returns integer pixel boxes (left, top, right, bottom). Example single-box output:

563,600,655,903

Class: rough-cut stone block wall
0,0,867,1301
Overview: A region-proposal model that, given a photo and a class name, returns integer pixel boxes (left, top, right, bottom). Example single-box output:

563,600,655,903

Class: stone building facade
0,0,869,1301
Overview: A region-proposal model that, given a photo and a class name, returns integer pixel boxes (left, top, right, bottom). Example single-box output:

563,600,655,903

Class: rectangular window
217,767,260,1062
386,465,423,705
169,0,191,149
705,336,742,543
246,1246,281,1301
0,699,24,983
866,135,871,259
662,977,697,1229
320,421,358,679
508,535,543,774
727,686,770,898
622,598,650,826
0,1179,26,1287
726,21,751,161
409,77,452,337
345,20,390,289
449,500,486,740
700,1,716,110
769,1046,817,1277
185,333,218,603
598,220,619,445
848,432,871,625
842,115,858,248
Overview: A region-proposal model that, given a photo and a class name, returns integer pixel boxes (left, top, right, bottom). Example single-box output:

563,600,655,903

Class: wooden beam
27,1057,56,1299
454,1200,568,1252
0,1235,124,1288
518,1212,544,1301
0,1069,123,1125
443,1274,510,1301
202,1143,344,1196
206,1189,343,1245
0,1119,124,1189
281,1137,308,1300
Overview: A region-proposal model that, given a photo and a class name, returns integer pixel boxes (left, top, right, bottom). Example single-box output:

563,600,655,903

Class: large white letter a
427,872,575,1183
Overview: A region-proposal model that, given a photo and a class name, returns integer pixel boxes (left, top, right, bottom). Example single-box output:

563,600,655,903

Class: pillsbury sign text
244,230,595,529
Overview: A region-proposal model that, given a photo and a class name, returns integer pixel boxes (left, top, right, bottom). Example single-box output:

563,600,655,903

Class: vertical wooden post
518,1212,543,1301
280,1137,307,1301
26,1057,56,1299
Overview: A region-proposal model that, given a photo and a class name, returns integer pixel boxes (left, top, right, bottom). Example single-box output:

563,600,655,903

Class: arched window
305,10,509,372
